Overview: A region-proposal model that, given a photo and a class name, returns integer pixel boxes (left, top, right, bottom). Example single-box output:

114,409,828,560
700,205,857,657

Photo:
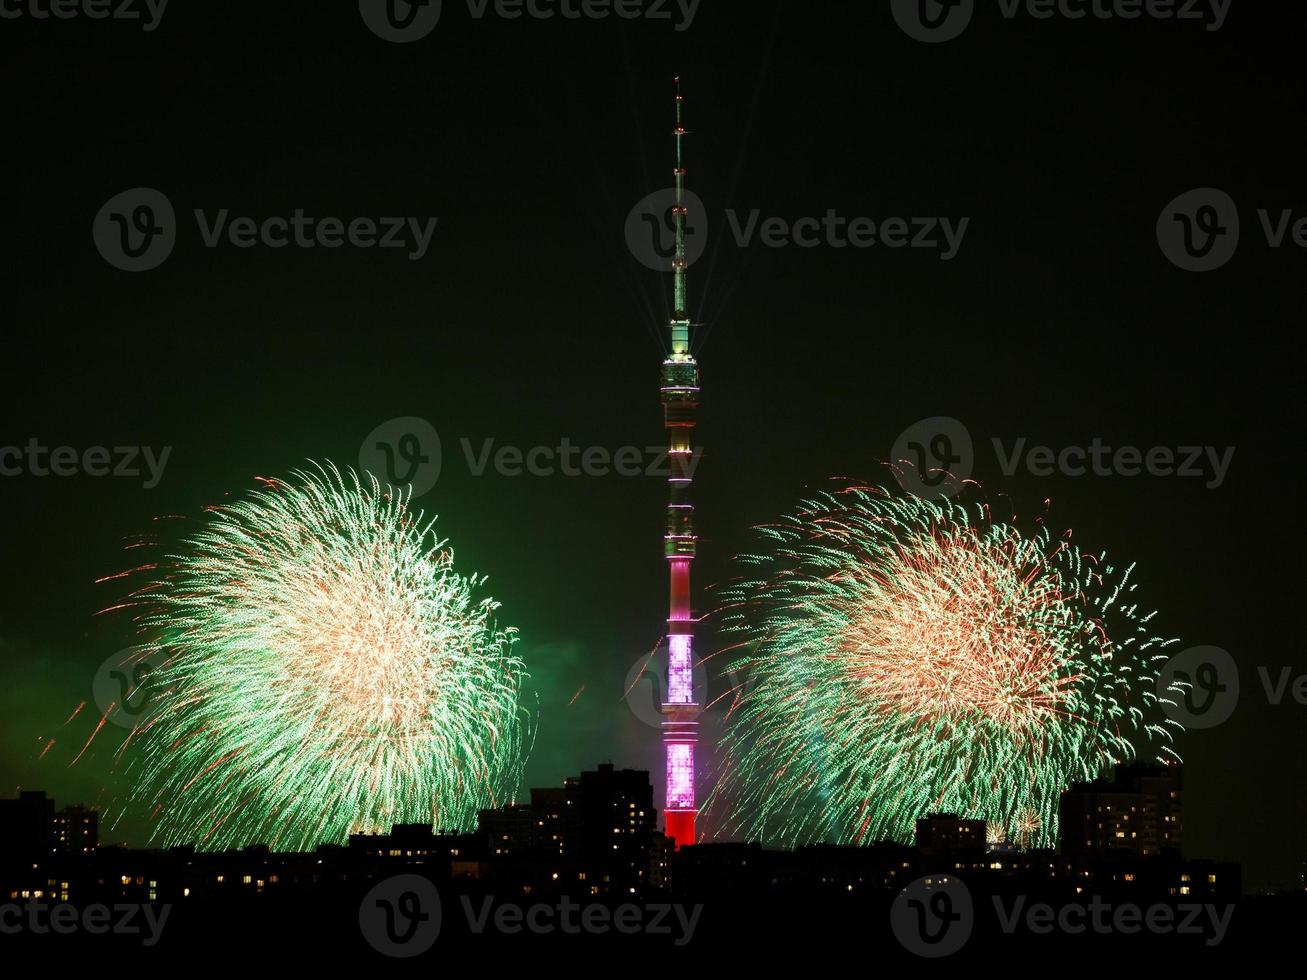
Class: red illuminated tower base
664,810,696,848
659,78,701,849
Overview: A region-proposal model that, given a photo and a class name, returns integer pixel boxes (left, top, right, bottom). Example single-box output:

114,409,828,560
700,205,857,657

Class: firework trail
707,484,1182,849
101,463,530,851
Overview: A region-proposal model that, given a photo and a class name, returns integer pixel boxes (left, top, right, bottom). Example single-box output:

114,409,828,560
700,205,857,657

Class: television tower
660,77,700,849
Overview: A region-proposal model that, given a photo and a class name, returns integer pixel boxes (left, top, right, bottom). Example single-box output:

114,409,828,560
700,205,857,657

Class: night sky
2,1,1301,891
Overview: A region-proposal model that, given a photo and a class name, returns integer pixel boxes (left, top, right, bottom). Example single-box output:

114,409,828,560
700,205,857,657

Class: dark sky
1,1,1301,891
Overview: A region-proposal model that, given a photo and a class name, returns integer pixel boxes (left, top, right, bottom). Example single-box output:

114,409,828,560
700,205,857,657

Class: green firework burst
108,463,531,850
707,485,1183,850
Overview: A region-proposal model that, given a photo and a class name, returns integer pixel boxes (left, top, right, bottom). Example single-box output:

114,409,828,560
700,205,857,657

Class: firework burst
707,484,1182,849
101,463,530,850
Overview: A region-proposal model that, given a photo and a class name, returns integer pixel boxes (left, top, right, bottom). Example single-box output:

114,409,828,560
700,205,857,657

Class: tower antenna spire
671,76,690,352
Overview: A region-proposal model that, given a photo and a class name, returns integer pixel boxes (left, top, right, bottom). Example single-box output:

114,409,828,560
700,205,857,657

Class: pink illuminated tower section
660,77,701,850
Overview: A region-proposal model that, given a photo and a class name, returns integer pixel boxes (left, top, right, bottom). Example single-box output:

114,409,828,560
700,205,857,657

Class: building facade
1060,762,1183,858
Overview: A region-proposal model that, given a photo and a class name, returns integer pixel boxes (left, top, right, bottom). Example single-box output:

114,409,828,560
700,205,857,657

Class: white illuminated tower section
660,78,700,850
